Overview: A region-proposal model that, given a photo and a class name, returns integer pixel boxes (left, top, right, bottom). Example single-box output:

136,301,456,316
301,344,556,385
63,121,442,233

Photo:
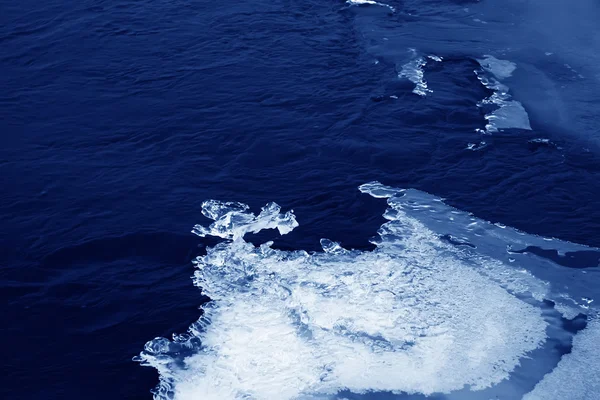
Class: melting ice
137,183,600,400
350,0,600,147
397,50,441,97
395,51,532,137
475,56,532,134
346,0,395,13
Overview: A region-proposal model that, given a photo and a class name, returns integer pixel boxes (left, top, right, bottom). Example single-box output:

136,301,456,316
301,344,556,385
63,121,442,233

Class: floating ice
475,56,531,133
524,319,600,400
529,138,550,144
191,200,298,240
528,138,561,150
137,183,600,400
346,0,395,12
477,55,517,80
398,51,431,96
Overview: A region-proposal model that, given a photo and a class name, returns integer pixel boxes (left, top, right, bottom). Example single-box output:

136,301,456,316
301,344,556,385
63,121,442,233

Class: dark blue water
2,0,600,399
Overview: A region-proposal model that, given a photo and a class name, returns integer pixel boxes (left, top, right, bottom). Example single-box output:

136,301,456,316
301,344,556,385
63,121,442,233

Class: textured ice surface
524,319,600,400
138,183,600,400
191,200,298,240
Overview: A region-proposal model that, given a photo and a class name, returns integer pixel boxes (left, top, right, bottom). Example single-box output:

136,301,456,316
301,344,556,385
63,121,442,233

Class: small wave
137,183,600,400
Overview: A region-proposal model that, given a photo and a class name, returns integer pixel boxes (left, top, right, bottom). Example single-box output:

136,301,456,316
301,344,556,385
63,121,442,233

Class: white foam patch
398,52,431,96
524,319,600,400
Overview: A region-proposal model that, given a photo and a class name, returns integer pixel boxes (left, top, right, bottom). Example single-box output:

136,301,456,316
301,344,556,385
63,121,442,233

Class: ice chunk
475,60,532,133
398,51,432,96
477,55,517,80
139,185,596,399
138,183,600,400
346,0,395,12
192,200,298,240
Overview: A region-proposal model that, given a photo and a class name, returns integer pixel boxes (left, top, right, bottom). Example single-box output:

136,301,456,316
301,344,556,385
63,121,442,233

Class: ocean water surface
2,0,600,399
